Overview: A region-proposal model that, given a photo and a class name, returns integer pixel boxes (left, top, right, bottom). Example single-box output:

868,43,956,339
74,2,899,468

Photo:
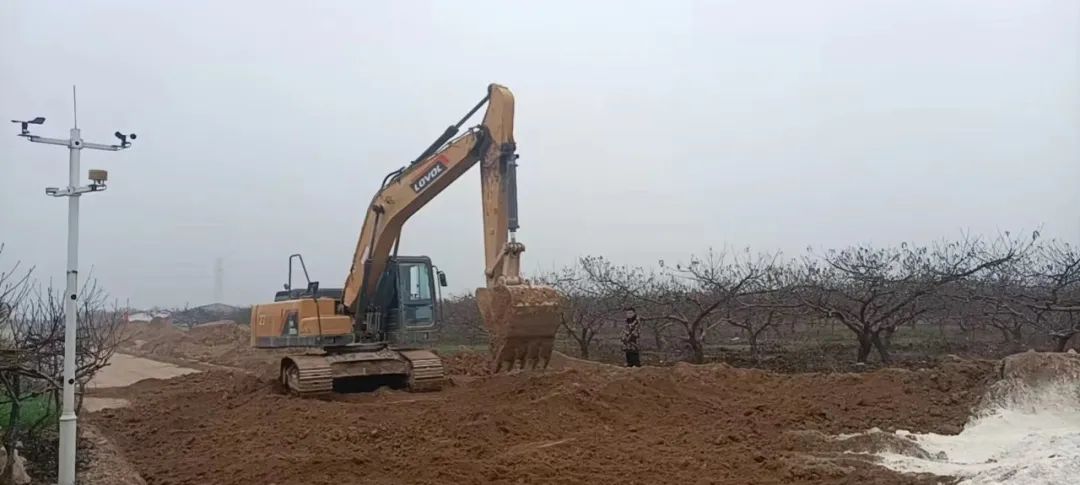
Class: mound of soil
184,321,246,346
95,355,995,485
1000,350,1080,383
440,350,493,376
123,321,185,345
120,322,290,379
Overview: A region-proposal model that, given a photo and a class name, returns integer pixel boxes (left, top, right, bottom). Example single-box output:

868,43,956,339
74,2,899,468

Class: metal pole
12,95,134,485
58,128,81,485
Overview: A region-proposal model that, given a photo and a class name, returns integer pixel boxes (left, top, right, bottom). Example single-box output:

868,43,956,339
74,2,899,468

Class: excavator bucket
476,284,562,373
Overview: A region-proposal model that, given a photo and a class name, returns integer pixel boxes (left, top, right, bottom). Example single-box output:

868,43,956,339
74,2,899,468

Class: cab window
400,263,432,302
398,262,435,327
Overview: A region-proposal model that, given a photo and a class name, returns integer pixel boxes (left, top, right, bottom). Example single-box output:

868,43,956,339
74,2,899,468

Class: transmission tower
214,257,224,303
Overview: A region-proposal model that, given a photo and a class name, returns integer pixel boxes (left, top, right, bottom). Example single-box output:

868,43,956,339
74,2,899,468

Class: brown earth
120,321,289,378
118,322,558,378
441,347,495,376
92,330,994,485
79,424,147,485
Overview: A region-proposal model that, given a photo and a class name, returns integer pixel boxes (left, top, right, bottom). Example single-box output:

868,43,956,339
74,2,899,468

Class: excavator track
281,355,334,396
281,350,445,395
400,350,447,392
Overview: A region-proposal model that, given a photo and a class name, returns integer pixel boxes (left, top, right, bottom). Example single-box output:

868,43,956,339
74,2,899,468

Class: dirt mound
119,322,289,379
96,356,994,485
123,321,185,345
440,350,616,377
185,321,245,345
1000,349,1080,383
975,350,1080,412
122,323,566,381
440,349,493,376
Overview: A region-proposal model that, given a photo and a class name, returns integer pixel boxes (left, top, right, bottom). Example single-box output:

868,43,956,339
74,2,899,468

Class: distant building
124,310,171,323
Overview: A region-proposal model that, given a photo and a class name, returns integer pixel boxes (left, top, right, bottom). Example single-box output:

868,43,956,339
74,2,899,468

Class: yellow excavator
249,83,563,395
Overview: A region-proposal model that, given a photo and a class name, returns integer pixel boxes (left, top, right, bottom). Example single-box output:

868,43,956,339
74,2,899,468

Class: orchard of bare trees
0,245,123,484
439,232,1080,368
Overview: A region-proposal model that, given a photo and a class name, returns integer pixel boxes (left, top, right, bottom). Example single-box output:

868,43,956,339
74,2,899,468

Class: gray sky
2,0,1078,308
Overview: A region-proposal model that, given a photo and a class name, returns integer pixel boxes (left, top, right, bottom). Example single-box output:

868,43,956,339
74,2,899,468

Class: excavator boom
342,83,562,372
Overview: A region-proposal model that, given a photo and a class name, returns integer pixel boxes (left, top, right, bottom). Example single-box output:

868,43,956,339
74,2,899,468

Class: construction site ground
83,322,1000,484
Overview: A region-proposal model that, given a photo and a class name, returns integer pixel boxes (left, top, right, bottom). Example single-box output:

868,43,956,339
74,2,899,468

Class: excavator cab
372,256,443,342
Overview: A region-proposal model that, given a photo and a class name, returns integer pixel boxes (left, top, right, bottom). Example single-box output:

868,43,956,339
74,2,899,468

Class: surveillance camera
45,187,58,195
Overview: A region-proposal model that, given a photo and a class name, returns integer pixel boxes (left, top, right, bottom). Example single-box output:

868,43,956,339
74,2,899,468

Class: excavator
249,83,563,395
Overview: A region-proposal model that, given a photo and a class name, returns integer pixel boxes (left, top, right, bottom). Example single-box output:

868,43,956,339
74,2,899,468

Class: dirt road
84,353,199,412
78,353,200,484
88,353,199,389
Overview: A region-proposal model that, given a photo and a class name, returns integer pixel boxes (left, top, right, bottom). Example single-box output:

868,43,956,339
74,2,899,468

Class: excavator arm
342,84,561,371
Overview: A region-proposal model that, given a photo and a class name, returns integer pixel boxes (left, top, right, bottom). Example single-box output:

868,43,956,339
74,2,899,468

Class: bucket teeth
477,284,563,374
494,337,554,372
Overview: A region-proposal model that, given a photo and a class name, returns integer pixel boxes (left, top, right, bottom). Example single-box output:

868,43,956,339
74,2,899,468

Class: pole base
58,413,77,485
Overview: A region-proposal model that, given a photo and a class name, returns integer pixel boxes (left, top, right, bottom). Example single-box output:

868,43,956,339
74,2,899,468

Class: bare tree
658,249,778,363
73,282,125,412
720,265,801,364
643,318,673,353
794,235,1026,364
581,250,776,364
0,246,45,484
576,257,678,353
27,278,127,414
537,257,634,359
0,247,125,484
976,240,1080,351
947,261,1028,349
438,294,486,345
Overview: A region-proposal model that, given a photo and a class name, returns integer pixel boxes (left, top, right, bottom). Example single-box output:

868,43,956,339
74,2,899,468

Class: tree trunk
872,330,893,365
52,388,61,425
1052,333,1075,352
688,333,705,364
748,330,760,364
652,324,664,351
76,381,85,415
578,330,591,360
1010,326,1023,346
2,380,21,485
997,326,1014,345
856,332,873,364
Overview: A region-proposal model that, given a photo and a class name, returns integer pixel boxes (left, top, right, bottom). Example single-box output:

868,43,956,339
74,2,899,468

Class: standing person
622,307,642,367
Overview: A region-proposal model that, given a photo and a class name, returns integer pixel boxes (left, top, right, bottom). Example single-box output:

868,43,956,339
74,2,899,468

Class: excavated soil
120,321,290,378
79,424,147,485
93,349,994,485
118,322,570,378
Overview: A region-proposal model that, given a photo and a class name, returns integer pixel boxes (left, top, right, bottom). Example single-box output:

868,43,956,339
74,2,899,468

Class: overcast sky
2,0,1078,308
